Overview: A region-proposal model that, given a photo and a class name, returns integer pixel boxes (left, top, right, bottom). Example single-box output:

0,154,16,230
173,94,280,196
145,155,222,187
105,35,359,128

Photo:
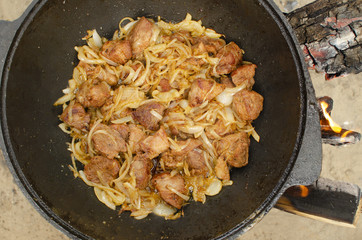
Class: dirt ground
0,0,361,239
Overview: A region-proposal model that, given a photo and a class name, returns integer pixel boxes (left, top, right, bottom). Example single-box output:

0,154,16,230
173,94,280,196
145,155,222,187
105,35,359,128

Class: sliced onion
58,123,71,134
224,107,235,122
216,84,246,106
251,129,260,142
122,19,137,33
205,178,222,196
94,187,116,210
92,30,103,48
111,115,133,124
151,25,161,44
100,54,118,66
179,99,190,110
153,202,177,217
167,185,190,201
62,88,71,94
179,125,204,134
150,109,163,120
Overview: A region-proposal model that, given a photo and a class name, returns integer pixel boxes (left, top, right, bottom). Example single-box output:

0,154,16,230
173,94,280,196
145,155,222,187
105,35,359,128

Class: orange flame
320,101,342,133
320,100,355,143
298,185,309,198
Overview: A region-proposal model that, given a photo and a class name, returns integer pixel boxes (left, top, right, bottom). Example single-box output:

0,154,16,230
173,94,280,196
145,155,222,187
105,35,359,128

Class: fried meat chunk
193,36,225,55
215,42,243,75
76,81,111,108
60,102,90,130
100,40,132,65
205,118,235,140
220,76,235,88
128,17,155,56
160,139,203,169
188,78,225,107
110,124,130,140
128,124,147,154
215,157,230,181
84,156,120,184
140,127,170,159
231,64,256,89
132,101,166,131
130,154,152,189
232,90,263,121
186,148,208,175
92,123,127,159
215,132,250,168
152,173,187,209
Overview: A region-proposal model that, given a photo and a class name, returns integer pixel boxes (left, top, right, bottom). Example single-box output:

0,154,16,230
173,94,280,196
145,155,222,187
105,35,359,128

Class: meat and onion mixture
55,14,263,220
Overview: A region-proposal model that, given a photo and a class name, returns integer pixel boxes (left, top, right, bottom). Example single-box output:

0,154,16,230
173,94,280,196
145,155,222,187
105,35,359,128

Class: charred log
286,0,362,79
321,126,361,146
277,178,362,227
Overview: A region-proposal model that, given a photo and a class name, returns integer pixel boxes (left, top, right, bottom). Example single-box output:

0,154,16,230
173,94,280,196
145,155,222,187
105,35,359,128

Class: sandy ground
0,0,361,239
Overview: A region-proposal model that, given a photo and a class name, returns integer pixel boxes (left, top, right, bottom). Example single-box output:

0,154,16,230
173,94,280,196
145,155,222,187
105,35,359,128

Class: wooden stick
276,178,362,227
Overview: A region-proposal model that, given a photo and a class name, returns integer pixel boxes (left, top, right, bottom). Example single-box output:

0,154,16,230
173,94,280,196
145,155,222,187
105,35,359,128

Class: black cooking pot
0,0,323,239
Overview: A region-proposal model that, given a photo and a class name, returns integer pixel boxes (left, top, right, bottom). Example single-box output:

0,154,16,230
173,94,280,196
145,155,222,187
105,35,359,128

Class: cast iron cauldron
0,0,322,239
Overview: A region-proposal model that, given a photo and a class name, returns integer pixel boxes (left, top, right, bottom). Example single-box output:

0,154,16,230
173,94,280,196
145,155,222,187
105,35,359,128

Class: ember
318,96,361,146
284,185,309,198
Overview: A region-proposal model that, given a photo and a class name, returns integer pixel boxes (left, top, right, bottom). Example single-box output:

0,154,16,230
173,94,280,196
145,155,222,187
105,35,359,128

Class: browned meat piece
158,78,172,92
177,139,203,153
232,90,263,121
132,101,166,130
220,76,235,88
152,173,188,209
214,157,230,181
106,107,133,121
194,36,226,55
169,125,180,137
215,132,250,168
110,124,130,140
78,61,94,73
100,40,132,65
60,102,90,130
76,81,111,108
140,127,170,159
215,42,243,75
92,123,127,159
205,118,235,140
118,107,133,118
96,66,119,86
100,98,114,116
192,41,207,55
231,64,257,89
84,156,120,184
77,62,118,86
128,124,147,154
128,17,154,56
130,154,152,189
160,139,203,169
186,149,208,175
188,78,225,107
179,57,206,69
170,31,191,43
160,152,183,169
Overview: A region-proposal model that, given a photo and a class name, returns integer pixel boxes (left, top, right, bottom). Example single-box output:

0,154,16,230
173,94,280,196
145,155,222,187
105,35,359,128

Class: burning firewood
318,96,361,146
276,178,362,227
